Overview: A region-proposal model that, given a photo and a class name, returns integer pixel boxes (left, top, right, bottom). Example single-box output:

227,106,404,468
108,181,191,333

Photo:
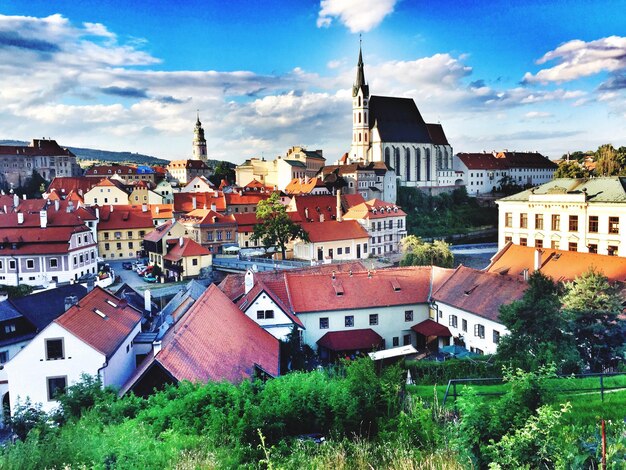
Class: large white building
347,48,454,188
497,177,626,257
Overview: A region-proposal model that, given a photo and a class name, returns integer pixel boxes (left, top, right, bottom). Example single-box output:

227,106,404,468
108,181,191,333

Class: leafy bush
406,357,501,384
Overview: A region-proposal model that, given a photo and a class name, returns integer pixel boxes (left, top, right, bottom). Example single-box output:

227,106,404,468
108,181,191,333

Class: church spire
353,43,369,98
192,112,207,162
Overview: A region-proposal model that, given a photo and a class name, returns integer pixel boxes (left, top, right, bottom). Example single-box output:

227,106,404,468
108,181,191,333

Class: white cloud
523,36,626,84
317,0,397,33
524,111,553,119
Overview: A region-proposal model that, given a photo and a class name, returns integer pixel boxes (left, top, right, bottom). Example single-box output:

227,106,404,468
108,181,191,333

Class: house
161,237,212,281
455,151,557,195
431,266,528,355
0,139,81,187
320,161,397,203
235,146,326,190
154,179,175,204
178,208,237,254
167,160,212,185
128,181,164,206
0,199,98,286
0,284,88,421
233,213,263,249
120,284,280,397
343,198,407,255
223,190,271,215
83,178,131,206
496,177,626,256
347,47,454,189
150,204,175,227
284,177,330,196
96,204,154,260
45,177,102,201
179,175,215,193
173,191,227,215
293,220,370,262
85,164,159,186
143,220,190,268
5,287,142,413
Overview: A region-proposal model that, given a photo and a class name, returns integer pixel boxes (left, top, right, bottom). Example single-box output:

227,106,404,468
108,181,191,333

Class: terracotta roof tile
299,220,369,243
163,238,211,261
317,329,383,351
411,319,452,337
97,205,154,230
173,192,227,213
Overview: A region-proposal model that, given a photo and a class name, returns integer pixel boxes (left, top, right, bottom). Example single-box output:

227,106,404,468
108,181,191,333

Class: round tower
192,113,208,162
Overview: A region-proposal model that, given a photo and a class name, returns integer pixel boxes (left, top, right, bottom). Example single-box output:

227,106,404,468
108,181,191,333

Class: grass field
408,373,626,424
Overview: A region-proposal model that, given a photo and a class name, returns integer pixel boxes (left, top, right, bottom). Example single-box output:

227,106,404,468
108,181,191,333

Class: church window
405,148,411,181
384,148,391,168
358,96,361,106
358,133,361,142
364,111,367,122
358,113,361,123
394,147,401,174
415,148,421,181
365,133,368,142
425,149,431,181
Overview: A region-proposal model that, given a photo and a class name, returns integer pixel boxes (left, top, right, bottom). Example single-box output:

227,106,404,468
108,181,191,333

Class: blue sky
1,0,625,163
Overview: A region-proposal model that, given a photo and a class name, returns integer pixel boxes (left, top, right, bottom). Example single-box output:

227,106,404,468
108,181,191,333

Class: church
348,48,454,188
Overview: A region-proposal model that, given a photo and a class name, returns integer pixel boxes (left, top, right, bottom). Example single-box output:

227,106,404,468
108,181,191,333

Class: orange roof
154,284,280,383
180,208,236,226
236,280,304,328
487,244,626,283
224,192,269,206
97,205,155,230
342,193,366,208
173,192,227,213
300,220,369,243
150,204,174,219
233,212,259,230
344,199,406,220
284,177,326,195
288,194,339,222
432,265,528,322
55,287,142,358
285,266,435,313
47,176,102,196
163,238,211,261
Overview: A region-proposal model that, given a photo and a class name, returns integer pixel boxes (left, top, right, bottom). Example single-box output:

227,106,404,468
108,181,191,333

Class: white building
5,287,142,413
497,177,626,256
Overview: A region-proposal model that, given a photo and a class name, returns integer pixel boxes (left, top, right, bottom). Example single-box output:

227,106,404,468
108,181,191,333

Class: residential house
284,177,330,196
173,191,227,215
320,161,397,203
431,266,528,355
161,238,212,281
496,177,626,256
45,177,102,202
179,176,215,193
97,205,154,260
0,199,98,286
293,220,370,262
85,165,159,186
143,220,189,268
154,179,175,204
120,284,280,397
83,178,131,206
150,204,175,227
5,287,142,413
224,190,271,215
455,151,557,195
233,213,263,249
128,182,165,206
178,209,237,254
166,160,212,185
343,198,407,255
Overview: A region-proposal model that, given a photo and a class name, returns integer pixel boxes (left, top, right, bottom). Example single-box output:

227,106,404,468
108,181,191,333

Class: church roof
426,123,450,146
368,96,432,143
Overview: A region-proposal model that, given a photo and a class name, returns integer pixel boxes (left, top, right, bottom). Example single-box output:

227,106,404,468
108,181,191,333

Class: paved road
105,260,153,290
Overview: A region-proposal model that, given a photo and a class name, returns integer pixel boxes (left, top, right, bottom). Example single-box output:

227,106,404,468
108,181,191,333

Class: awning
411,319,452,337
317,328,383,352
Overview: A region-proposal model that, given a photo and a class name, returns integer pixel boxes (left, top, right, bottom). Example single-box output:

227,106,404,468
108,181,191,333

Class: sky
1,0,626,163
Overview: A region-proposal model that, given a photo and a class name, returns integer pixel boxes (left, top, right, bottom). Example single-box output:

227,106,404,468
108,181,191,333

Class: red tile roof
167,159,211,170
432,265,528,322
47,177,102,196
150,204,174,219
457,152,557,170
487,244,626,283
286,266,434,313
163,238,211,261
144,220,175,243
236,281,304,328
55,287,142,358
299,220,369,243
344,199,406,220
317,329,383,351
0,139,74,157
411,319,452,337
155,284,280,383
342,193,366,208
97,205,155,230
179,208,236,226
224,192,269,206
288,195,339,222
85,165,136,176
173,192,227,213
284,177,326,195
233,212,259,230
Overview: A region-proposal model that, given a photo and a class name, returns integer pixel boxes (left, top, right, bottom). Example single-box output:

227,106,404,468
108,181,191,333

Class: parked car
122,262,133,270
143,274,157,283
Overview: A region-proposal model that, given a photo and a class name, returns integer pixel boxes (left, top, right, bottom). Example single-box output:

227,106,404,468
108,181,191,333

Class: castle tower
349,46,370,162
192,113,208,162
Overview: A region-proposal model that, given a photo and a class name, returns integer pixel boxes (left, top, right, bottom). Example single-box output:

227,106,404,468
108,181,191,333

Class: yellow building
84,178,130,206
96,205,155,260
162,237,212,281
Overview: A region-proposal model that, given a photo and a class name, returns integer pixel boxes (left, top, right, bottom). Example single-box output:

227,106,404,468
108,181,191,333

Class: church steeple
350,43,370,163
192,112,207,162
352,45,369,98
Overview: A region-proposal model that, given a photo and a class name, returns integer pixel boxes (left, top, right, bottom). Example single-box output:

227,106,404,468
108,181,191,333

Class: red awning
411,319,452,337
317,328,384,352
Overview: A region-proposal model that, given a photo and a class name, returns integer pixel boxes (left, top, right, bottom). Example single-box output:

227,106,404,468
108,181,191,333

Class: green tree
208,161,236,187
251,193,309,259
399,235,454,268
561,269,626,372
595,143,626,176
554,160,587,179
496,272,580,373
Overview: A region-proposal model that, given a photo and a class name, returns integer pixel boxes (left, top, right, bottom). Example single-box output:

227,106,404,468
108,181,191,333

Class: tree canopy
399,235,454,268
251,193,309,259
554,160,587,179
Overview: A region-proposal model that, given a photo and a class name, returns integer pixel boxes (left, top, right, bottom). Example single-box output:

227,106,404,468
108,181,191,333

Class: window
568,242,578,252
369,314,378,325
588,243,598,254
337,247,343,255
505,212,512,228
257,310,275,320
73,256,77,266
26,259,34,269
392,337,399,347
462,319,467,332
448,315,458,328
520,213,528,229
345,246,351,254
114,231,122,239
403,334,411,346
504,236,512,244
589,216,599,233
608,245,618,256
207,232,213,242
217,231,223,241
4,324,15,334
49,258,58,268
569,215,578,232
104,232,109,240
192,258,198,266
128,242,134,249
609,217,619,234
345,315,354,327
0,351,7,364
535,214,544,230
551,214,560,231
139,231,145,238
404,310,413,322
474,324,485,339
319,317,329,329
46,339,64,360
535,239,543,248
519,237,527,246
104,243,110,251
493,330,501,344
116,242,122,250
127,231,133,238
47,376,67,401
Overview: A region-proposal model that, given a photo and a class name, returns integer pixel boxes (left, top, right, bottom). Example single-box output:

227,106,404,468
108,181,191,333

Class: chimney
153,340,162,356
3,205,6,214
336,189,342,222
179,237,184,247
39,209,48,228
319,214,325,222
13,194,19,208
155,206,160,214
534,249,542,272
144,289,152,312
22,194,26,200
95,207,100,220
17,212,24,225
522,268,529,281
244,269,254,294
210,203,216,212
192,196,197,210
64,295,78,311
142,203,148,212
305,207,309,220
110,205,114,212
54,199,60,211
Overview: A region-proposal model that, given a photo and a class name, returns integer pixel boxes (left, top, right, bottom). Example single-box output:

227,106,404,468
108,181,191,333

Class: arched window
394,147,401,174
425,148,431,181
364,133,368,142
384,147,391,168
358,113,361,123
358,96,361,106
444,149,450,169
405,147,411,181
415,148,421,181
358,133,361,142
437,148,442,170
